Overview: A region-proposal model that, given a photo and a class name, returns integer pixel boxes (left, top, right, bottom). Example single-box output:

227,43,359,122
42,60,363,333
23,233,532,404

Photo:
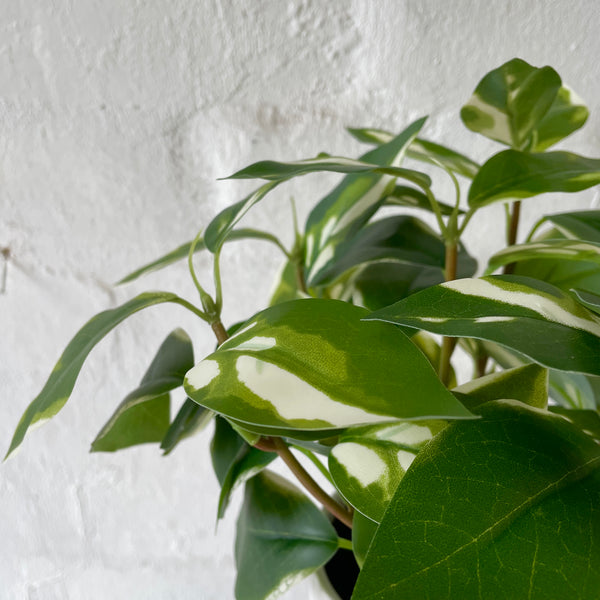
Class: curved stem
172,296,208,321
290,444,334,485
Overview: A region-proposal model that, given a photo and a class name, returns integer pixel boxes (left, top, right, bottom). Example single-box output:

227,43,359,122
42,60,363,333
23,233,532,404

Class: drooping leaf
383,184,458,215
460,58,561,149
224,155,430,187
160,397,213,455
452,363,548,410
304,118,428,287
486,239,600,275
6,291,195,459
184,299,472,440
366,275,600,376
235,470,338,600
204,181,280,252
347,128,480,178
353,400,600,599
310,215,476,287
91,328,194,452
117,228,287,284
532,85,589,151
468,149,600,208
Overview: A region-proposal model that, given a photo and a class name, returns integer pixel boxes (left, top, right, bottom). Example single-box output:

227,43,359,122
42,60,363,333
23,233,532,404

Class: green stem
337,537,353,551
422,186,447,238
213,246,224,315
172,296,208,321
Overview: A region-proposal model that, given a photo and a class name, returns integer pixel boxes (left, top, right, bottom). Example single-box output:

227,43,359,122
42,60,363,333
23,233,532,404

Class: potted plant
7,58,600,599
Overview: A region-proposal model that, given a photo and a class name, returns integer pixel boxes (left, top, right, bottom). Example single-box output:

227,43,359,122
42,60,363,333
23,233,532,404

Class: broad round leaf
184,299,472,439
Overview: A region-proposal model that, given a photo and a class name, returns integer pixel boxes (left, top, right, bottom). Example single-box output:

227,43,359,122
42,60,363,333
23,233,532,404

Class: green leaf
118,228,288,284
304,118,428,287
91,328,194,452
235,470,338,600
311,215,476,287
269,259,303,306
6,291,196,459
211,416,246,486
160,397,213,455
549,370,599,410
549,406,600,442
538,210,600,244
460,58,561,149
184,299,472,440
452,363,548,410
573,288,600,315
383,185,459,215
367,275,600,377
347,128,480,178
532,85,589,151
468,149,600,208
354,400,600,599
486,239,600,275
204,181,280,252
352,511,379,569
224,155,430,187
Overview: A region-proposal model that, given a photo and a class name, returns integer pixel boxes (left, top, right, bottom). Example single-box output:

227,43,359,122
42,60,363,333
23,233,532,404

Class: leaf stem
264,437,354,529
503,200,521,275
337,537,353,551
290,444,334,485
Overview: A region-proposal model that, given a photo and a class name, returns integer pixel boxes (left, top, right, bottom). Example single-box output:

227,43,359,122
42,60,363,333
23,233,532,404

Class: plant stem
337,537,353,551
211,320,229,346
268,437,354,529
439,242,458,386
503,200,521,275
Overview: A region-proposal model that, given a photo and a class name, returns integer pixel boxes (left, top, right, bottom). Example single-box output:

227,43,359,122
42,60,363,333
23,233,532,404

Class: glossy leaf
235,470,338,600
452,363,548,410
367,275,600,376
160,397,213,455
354,400,600,599
6,291,193,459
347,128,480,178
311,215,477,287
117,228,287,284
91,328,194,452
532,85,589,151
224,155,430,187
460,58,561,149
304,118,427,287
469,150,600,208
383,185,458,215
184,299,472,440
537,210,600,244
204,181,280,252
486,239,600,275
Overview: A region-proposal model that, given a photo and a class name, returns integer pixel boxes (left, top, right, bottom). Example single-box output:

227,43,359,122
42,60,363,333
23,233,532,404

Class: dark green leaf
383,185,459,215
538,210,600,244
352,511,378,569
269,259,303,306
6,291,194,459
354,400,600,599
160,397,213,455
211,416,246,486
468,150,600,208
549,406,600,442
185,299,472,440
235,470,338,600
549,370,599,410
367,275,600,376
91,328,194,452
460,58,561,149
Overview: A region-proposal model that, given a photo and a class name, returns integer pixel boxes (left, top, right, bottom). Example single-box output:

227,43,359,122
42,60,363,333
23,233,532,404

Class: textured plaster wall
2,1,600,598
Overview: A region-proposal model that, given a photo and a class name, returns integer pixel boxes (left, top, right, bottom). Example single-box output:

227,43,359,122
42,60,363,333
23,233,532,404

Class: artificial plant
7,58,600,599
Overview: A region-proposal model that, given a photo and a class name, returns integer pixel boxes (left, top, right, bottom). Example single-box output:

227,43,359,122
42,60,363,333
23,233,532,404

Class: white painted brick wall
2,1,599,598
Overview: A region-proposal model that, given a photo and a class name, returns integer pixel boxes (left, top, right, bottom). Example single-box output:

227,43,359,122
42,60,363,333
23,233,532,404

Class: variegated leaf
184,299,472,440
303,118,427,287
367,275,600,376
468,150,600,208
460,58,561,149
486,239,600,275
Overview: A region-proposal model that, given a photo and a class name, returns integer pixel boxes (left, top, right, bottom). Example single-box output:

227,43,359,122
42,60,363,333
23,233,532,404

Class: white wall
2,1,600,598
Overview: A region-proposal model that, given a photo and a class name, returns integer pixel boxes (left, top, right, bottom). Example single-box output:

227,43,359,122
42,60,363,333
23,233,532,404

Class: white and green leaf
184,299,472,440
367,275,600,376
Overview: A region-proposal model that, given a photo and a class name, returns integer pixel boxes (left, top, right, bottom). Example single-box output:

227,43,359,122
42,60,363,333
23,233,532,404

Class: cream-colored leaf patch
186,360,220,391
333,442,386,487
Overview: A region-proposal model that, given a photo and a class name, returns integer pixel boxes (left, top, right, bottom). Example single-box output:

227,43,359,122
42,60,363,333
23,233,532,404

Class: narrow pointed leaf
468,150,600,208
347,128,480,178
91,328,194,452
532,85,589,151
460,58,561,149
118,228,288,284
383,185,459,215
354,400,600,599
304,118,427,287
6,291,193,459
452,363,548,410
204,181,280,252
538,210,600,243
549,370,599,410
160,398,212,455
184,299,472,440
572,288,600,314
235,470,338,600
367,275,600,376
486,239,600,275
